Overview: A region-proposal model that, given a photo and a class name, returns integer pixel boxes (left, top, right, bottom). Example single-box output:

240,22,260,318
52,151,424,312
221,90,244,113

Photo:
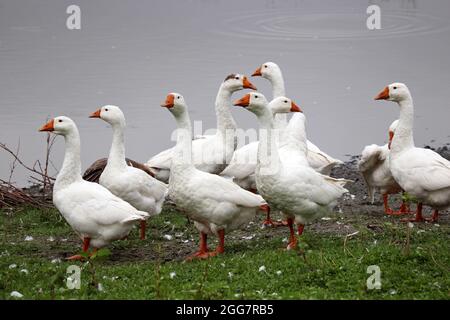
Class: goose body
234,93,350,249
146,74,256,183
90,106,167,223
39,117,149,257
358,120,409,215
161,93,266,259
375,83,450,222
359,143,396,201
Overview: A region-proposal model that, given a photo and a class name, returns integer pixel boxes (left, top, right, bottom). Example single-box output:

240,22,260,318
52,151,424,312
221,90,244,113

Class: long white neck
256,108,281,175
171,109,194,173
107,120,128,171
55,128,83,190
284,113,308,158
267,72,288,130
390,97,415,155
215,84,237,134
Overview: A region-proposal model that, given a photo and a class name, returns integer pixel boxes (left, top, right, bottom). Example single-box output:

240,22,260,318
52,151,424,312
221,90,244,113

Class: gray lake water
1,0,450,186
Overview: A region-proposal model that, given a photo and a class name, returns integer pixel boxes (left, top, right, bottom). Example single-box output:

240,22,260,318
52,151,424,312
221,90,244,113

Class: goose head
39,116,76,136
388,119,399,149
269,96,302,115
222,73,257,92
89,105,125,126
161,92,187,117
233,92,301,117
252,62,281,80
375,83,411,103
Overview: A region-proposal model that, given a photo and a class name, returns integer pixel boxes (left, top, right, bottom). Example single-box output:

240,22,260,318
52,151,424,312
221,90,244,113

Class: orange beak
233,94,251,107
39,119,55,132
252,66,262,77
290,101,302,113
161,94,175,108
388,130,394,149
89,109,101,118
243,77,257,90
375,87,390,100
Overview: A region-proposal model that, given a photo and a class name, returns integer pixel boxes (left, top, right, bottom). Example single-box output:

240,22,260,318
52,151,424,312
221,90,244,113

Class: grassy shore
0,204,449,299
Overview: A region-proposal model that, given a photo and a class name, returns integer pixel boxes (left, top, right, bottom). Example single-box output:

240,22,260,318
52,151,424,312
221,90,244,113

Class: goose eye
255,95,258,99
284,100,288,103
105,108,108,111
393,86,397,90
235,77,239,80
58,119,63,123
264,65,267,68
177,96,180,99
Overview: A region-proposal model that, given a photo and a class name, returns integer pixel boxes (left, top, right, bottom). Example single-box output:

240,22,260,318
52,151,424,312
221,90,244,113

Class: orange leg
402,203,424,222
261,205,288,227
297,224,305,236
186,232,211,260
426,209,439,223
286,218,298,250
383,193,394,214
67,237,91,260
384,194,411,216
140,220,146,240
397,200,411,214
213,229,225,255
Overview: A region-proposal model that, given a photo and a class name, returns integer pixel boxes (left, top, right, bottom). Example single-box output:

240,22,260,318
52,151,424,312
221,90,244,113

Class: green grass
0,206,449,299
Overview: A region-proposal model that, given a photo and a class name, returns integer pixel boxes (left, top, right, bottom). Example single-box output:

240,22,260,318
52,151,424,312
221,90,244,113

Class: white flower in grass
258,266,266,273
47,236,55,242
407,222,414,229
163,234,173,241
97,283,104,292
10,291,23,298
24,236,33,241
8,264,17,269
51,258,61,264
276,270,282,276
169,272,176,279
228,272,233,279
20,269,29,274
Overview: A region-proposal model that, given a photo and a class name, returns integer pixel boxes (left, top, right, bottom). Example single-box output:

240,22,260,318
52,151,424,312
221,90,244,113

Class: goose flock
38,62,450,260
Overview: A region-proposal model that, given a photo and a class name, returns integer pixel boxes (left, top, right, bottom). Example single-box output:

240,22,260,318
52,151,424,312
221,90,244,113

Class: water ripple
212,10,450,41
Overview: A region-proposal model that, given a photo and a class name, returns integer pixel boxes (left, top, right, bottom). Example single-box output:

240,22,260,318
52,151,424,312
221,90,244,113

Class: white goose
234,93,350,249
160,93,267,259
89,106,168,239
375,83,450,222
39,117,149,259
358,119,410,215
146,74,256,183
